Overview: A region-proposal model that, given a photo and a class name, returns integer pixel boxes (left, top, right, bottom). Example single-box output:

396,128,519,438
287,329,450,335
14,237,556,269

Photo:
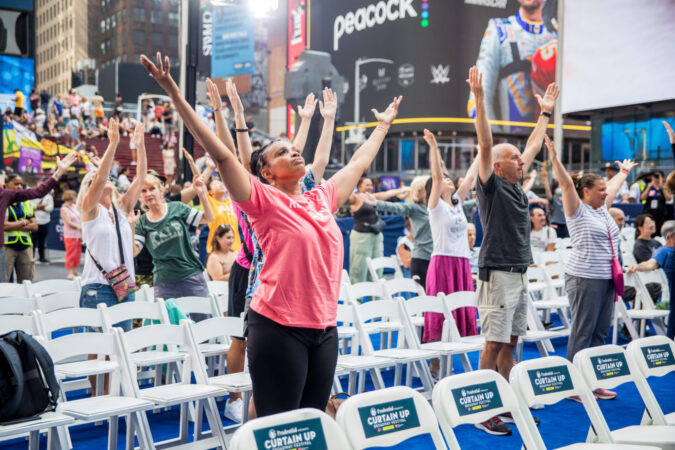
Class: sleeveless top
352,200,379,234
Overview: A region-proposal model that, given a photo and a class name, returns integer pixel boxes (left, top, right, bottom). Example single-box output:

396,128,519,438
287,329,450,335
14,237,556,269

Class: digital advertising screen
0,55,34,112
307,0,559,133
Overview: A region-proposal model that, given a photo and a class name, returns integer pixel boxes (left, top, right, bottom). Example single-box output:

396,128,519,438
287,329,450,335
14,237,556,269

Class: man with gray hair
627,220,675,339
469,65,559,435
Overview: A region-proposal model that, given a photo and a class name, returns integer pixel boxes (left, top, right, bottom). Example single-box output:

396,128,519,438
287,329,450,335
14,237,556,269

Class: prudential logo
333,0,418,51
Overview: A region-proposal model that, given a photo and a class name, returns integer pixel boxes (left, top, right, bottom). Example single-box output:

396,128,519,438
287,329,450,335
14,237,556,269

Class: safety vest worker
5,200,34,246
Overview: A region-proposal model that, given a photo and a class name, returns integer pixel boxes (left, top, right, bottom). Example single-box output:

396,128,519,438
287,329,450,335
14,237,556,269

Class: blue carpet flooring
2,331,674,449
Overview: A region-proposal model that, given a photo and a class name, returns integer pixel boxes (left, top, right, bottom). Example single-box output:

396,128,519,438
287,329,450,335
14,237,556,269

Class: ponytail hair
570,173,602,199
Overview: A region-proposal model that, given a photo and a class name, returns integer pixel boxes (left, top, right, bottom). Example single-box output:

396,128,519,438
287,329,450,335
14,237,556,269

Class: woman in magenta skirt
422,130,479,357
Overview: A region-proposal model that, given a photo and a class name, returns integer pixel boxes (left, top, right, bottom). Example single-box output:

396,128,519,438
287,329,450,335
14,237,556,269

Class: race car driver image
467,0,557,130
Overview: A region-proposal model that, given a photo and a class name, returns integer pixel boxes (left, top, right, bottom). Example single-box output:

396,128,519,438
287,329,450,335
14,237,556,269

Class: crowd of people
1,52,674,436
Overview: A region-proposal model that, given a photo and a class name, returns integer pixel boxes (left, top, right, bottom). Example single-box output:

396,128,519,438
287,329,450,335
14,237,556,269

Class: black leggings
410,257,430,288
246,308,338,417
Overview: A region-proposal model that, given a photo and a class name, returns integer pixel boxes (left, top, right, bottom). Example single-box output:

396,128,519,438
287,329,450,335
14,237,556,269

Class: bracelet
621,169,630,175
540,111,552,118
235,128,249,132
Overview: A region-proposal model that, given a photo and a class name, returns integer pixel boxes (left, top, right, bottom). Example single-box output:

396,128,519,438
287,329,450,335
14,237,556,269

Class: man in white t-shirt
530,207,557,254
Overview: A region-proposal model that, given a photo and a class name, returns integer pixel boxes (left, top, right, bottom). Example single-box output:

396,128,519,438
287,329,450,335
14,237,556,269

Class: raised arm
424,129,443,210
9,153,77,204
456,152,480,202
331,96,402,206
180,158,216,204
226,80,253,171
81,120,120,221
546,135,579,217
373,187,409,201
522,169,537,193
468,66,493,185
292,93,317,155
312,87,337,182
141,53,251,203
605,160,637,209
543,166,553,200
120,122,147,214
192,176,215,225
522,82,559,172
206,78,236,155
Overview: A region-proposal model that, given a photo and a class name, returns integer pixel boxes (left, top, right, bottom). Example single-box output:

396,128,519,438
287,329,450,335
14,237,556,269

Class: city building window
101,42,106,55
116,11,122,26
106,17,110,30
133,8,145,22
133,30,145,45
168,34,177,48
111,13,116,28
151,10,163,24
151,32,163,46
168,11,178,27
121,8,125,22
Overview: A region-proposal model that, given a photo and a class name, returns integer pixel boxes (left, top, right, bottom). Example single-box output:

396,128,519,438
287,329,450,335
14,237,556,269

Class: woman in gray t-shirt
547,135,637,401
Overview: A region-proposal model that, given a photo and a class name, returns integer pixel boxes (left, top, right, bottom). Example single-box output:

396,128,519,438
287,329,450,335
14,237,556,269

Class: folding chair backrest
120,322,187,354
207,280,228,299
622,252,638,268
627,335,675,379
36,307,104,338
341,269,350,286
337,386,447,449
535,251,561,266
399,294,447,318
99,299,169,331
34,292,81,313
336,303,357,326
343,281,388,304
382,278,424,300
134,284,155,303
354,299,411,352
0,297,37,315
27,278,81,297
366,255,404,281
510,356,614,444
635,270,669,308
173,295,220,318
573,344,668,426
0,282,30,298
231,408,351,450
542,262,565,280
559,248,572,265
188,316,244,344
443,291,477,312
0,312,41,336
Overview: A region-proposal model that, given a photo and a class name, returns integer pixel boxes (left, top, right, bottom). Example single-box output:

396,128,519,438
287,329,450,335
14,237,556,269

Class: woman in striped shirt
546,135,636,402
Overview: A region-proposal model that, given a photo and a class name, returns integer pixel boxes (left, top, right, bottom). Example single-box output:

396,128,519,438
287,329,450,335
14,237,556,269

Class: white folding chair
337,386,448,449
0,282,30,298
206,280,228,315
134,284,155,303
231,408,351,450
34,292,81,313
173,294,222,320
41,331,156,450
182,317,250,424
511,355,664,449
0,311,41,335
627,336,675,425
0,412,73,450
343,281,399,348
535,250,563,266
398,296,481,378
0,296,38,315
574,345,675,447
341,269,351,286
366,255,404,281
382,277,425,300
117,322,229,448
353,299,438,394
442,291,485,346
26,278,81,297
624,272,668,337
434,369,540,450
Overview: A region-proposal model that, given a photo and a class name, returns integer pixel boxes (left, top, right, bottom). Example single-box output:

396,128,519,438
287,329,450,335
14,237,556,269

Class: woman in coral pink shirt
142,52,401,417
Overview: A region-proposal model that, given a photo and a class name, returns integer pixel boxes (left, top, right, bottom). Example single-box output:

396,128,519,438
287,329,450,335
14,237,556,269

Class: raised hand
131,122,145,149
663,121,675,144
535,82,560,114
297,92,317,120
529,169,537,180
206,78,223,111
225,79,244,115
127,210,141,229
319,87,337,120
371,96,402,126
140,52,178,95
544,135,558,160
192,175,206,195
54,152,78,178
466,66,484,100
616,159,638,174
107,117,120,144
423,129,438,150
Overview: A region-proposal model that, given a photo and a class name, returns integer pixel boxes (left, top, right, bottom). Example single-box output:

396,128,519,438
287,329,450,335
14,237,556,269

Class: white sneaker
224,398,243,423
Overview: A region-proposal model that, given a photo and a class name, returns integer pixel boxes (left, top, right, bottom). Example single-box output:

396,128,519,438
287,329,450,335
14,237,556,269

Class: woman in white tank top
76,119,147,330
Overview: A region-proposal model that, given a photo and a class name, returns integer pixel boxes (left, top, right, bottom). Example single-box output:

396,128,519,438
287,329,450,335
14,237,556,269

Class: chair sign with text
641,344,675,369
357,397,420,438
252,417,327,450
590,353,630,380
451,381,503,416
527,365,573,395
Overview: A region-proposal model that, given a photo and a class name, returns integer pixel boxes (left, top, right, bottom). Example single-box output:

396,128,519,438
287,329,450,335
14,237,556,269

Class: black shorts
228,260,249,340
13,107,23,116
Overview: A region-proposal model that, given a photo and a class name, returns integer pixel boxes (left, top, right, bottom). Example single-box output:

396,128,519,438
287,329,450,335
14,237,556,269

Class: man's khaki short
476,270,528,343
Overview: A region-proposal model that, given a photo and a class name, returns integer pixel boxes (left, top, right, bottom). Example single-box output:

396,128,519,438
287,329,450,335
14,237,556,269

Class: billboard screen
0,55,34,112
211,2,255,78
308,0,559,133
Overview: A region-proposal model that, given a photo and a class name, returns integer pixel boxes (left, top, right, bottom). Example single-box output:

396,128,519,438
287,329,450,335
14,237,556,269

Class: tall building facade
35,0,89,95
93,0,179,71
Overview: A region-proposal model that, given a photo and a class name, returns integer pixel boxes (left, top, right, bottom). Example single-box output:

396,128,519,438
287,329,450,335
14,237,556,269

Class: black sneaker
474,417,512,436
39,259,50,264
498,412,540,426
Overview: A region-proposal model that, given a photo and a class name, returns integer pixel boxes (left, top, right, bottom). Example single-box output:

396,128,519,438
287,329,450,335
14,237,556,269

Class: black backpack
0,330,60,423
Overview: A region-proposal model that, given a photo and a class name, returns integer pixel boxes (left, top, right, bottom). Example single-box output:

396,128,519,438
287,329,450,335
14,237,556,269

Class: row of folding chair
0,278,82,299
613,272,670,344
230,336,675,450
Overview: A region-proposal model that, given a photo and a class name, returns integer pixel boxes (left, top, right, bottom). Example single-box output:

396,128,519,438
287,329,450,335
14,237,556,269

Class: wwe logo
430,64,450,84
378,67,386,77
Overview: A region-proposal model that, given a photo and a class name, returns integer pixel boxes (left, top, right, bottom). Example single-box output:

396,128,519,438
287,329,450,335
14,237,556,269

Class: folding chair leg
178,404,189,444
370,368,386,390
535,340,550,358
107,416,118,450
126,415,135,450
131,410,155,450
358,370,367,393
516,341,524,362
347,371,357,395
242,391,251,423
459,353,472,373
332,374,343,395
394,363,402,386
30,430,40,450
202,398,228,448
405,363,413,387
415,360,435,393
193,400,204,441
